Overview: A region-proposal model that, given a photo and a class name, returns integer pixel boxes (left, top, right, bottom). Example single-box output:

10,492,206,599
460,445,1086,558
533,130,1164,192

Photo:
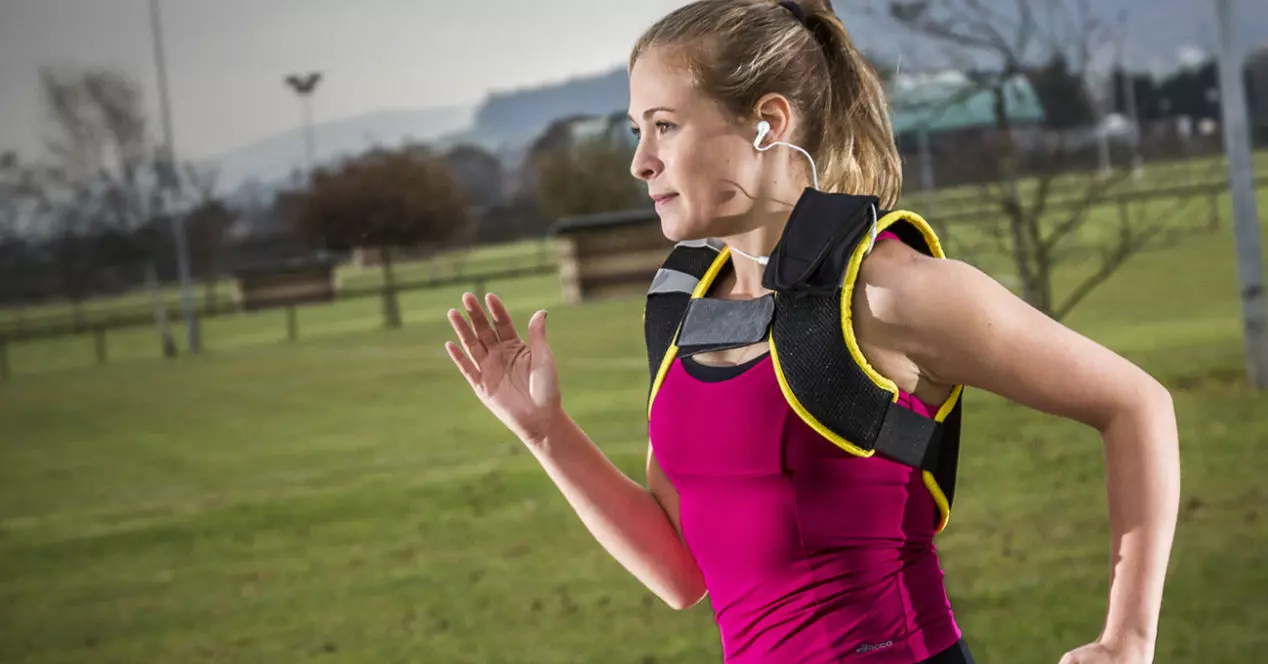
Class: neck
712,170,811,296
718,204,793,296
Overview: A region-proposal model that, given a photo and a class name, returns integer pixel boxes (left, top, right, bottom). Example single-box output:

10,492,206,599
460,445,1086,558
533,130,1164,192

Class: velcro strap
676,295,774,356
874,401,943,470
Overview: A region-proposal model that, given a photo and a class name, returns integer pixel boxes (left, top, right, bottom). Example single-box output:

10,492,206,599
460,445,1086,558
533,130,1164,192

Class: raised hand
1059,638,1153,664
445,292,561,446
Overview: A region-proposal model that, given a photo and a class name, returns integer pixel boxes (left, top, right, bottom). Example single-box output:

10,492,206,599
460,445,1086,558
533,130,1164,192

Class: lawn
1,181,1267,662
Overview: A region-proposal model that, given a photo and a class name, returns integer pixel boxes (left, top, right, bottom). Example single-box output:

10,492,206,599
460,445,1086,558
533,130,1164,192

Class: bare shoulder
853,238,1168,430
854,236,989,343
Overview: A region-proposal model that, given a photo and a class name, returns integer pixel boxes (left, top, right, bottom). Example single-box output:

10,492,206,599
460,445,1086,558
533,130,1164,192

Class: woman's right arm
445,292,706,609
527,408,707,610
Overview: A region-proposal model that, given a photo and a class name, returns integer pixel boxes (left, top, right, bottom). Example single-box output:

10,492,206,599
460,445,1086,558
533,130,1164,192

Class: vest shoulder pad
761,189,880,295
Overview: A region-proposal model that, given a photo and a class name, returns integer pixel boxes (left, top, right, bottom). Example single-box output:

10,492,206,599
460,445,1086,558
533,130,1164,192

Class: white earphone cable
754,140,820,191
727,122,878,265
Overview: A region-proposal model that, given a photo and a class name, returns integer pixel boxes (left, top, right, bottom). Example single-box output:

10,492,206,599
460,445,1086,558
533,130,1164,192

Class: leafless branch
184,163,220,202
1013,0,1037,60
1053,201,1166,320
1039,169,1132,251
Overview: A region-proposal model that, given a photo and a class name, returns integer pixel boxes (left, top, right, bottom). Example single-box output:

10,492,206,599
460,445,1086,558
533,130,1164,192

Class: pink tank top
647,233,961,663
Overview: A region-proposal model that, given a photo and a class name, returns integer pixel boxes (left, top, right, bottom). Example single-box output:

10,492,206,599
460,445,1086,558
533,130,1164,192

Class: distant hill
472,68,630,152
202,105,476,193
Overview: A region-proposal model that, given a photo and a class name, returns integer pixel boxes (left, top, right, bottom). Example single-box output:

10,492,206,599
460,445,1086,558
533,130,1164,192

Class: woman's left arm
861,244,1180,664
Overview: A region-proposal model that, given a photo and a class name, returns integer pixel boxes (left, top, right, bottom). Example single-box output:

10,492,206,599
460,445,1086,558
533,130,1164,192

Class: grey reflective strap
649,268,700,295
675,294,775,355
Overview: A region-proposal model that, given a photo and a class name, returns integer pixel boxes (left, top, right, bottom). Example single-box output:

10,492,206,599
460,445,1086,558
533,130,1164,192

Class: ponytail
800,0,903,207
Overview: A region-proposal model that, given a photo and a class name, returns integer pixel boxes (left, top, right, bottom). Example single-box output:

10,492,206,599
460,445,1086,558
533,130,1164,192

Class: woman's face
627,48,774,243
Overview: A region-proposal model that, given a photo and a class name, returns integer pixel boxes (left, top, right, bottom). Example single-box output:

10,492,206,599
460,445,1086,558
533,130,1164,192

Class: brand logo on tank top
855,640,894,654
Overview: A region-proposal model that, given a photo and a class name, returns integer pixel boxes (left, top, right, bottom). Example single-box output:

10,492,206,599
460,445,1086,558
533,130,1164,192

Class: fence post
93,325,107,366
0,336,8,381
1207,191,1221,231
287,304,298,342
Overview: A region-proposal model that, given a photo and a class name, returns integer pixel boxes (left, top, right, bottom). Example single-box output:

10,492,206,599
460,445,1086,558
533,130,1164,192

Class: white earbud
754,120,772,149
752,120,820,191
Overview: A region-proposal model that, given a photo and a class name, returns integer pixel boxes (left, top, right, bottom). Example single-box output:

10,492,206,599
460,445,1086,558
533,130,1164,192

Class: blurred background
0,0,1266,662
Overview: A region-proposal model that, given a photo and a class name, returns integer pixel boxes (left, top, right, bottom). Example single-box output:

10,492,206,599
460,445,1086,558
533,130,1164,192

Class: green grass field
2,176,1268,662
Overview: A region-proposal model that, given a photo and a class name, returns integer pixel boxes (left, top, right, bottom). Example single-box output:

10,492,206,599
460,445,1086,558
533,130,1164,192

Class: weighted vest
643,189,965,532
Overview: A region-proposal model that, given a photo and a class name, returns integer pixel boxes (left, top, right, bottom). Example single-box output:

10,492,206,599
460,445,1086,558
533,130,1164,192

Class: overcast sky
0,0,688,161
1,0,1260,165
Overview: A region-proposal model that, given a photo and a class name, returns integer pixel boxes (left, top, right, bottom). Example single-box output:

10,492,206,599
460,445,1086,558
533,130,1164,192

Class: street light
1114,10,1143,178
148,0,200,355
284,72,323,177
1214,0,1268,389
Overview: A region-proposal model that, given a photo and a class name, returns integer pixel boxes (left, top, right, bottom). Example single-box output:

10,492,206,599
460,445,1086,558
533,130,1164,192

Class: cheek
656,135,759,238
678,143,753,206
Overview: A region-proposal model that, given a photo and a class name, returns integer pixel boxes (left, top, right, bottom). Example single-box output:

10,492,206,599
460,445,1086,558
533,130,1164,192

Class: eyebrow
627,106,676,122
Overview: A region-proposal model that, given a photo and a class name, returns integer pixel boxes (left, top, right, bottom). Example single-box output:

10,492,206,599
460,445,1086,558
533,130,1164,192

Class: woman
444,1,1180,662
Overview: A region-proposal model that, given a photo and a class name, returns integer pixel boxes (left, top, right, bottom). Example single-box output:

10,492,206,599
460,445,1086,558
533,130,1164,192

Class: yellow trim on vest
934,383,964,423
839,209,945,398
922,471,950,532
838,209,960,532
769,332,876,458
924,382,964,532
646,246,733,420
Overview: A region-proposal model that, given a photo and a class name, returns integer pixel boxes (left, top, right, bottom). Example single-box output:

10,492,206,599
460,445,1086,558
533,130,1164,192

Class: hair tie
778,0,807,24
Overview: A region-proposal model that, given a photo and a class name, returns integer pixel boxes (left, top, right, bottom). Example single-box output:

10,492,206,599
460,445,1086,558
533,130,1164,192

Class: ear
753,93,794,144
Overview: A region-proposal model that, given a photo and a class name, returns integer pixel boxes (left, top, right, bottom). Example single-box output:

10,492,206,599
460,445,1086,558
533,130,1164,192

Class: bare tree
183,164,235,313
0,151,23,242
39,65,178,354
862,0,1219,319
0,152,36,320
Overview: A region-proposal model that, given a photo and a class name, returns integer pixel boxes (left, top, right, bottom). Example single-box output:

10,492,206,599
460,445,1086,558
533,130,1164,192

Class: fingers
447,307,486,363
444,340,481,388
485,292,520,342
462,292,500,350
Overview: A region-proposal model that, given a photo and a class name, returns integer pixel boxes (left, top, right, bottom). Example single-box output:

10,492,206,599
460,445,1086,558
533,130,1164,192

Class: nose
629,140,662,182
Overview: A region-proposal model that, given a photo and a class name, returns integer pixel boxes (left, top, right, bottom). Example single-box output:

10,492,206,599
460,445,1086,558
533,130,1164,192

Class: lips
651,193,679,206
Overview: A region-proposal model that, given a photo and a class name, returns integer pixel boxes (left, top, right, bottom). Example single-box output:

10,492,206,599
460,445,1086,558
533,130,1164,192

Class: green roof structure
887,72,1047,134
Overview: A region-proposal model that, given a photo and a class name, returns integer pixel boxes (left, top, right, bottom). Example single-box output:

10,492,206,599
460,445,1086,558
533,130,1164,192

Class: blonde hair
629,0,902,208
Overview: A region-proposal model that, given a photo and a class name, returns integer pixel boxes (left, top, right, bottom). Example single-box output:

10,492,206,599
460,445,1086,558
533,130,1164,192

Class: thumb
527,310,552,358
526,310,559,407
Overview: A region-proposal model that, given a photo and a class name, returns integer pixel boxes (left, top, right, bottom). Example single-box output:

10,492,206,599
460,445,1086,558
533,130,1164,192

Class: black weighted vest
643,189,965,532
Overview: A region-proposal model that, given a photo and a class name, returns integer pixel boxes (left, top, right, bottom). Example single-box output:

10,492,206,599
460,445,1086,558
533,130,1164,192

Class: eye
629,126,640,138
655,121,676,135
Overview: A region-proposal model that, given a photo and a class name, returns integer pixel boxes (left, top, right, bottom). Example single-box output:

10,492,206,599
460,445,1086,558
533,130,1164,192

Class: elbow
660,584,708,611
1099,374,1175,435
1143,376,1176,425
652,569,708,611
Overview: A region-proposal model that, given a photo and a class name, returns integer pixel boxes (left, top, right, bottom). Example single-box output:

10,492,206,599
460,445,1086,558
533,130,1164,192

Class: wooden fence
0,254,555,380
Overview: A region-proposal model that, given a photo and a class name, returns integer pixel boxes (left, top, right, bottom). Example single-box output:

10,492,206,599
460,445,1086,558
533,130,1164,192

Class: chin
657,212,701,243
657,204,723,244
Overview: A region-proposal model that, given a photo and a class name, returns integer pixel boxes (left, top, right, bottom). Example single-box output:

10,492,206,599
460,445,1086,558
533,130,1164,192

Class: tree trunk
992,85,1037,307
147,261,177,358
203,253,220,315
70,298,86,332
203,277,217,315
381,244,402,329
